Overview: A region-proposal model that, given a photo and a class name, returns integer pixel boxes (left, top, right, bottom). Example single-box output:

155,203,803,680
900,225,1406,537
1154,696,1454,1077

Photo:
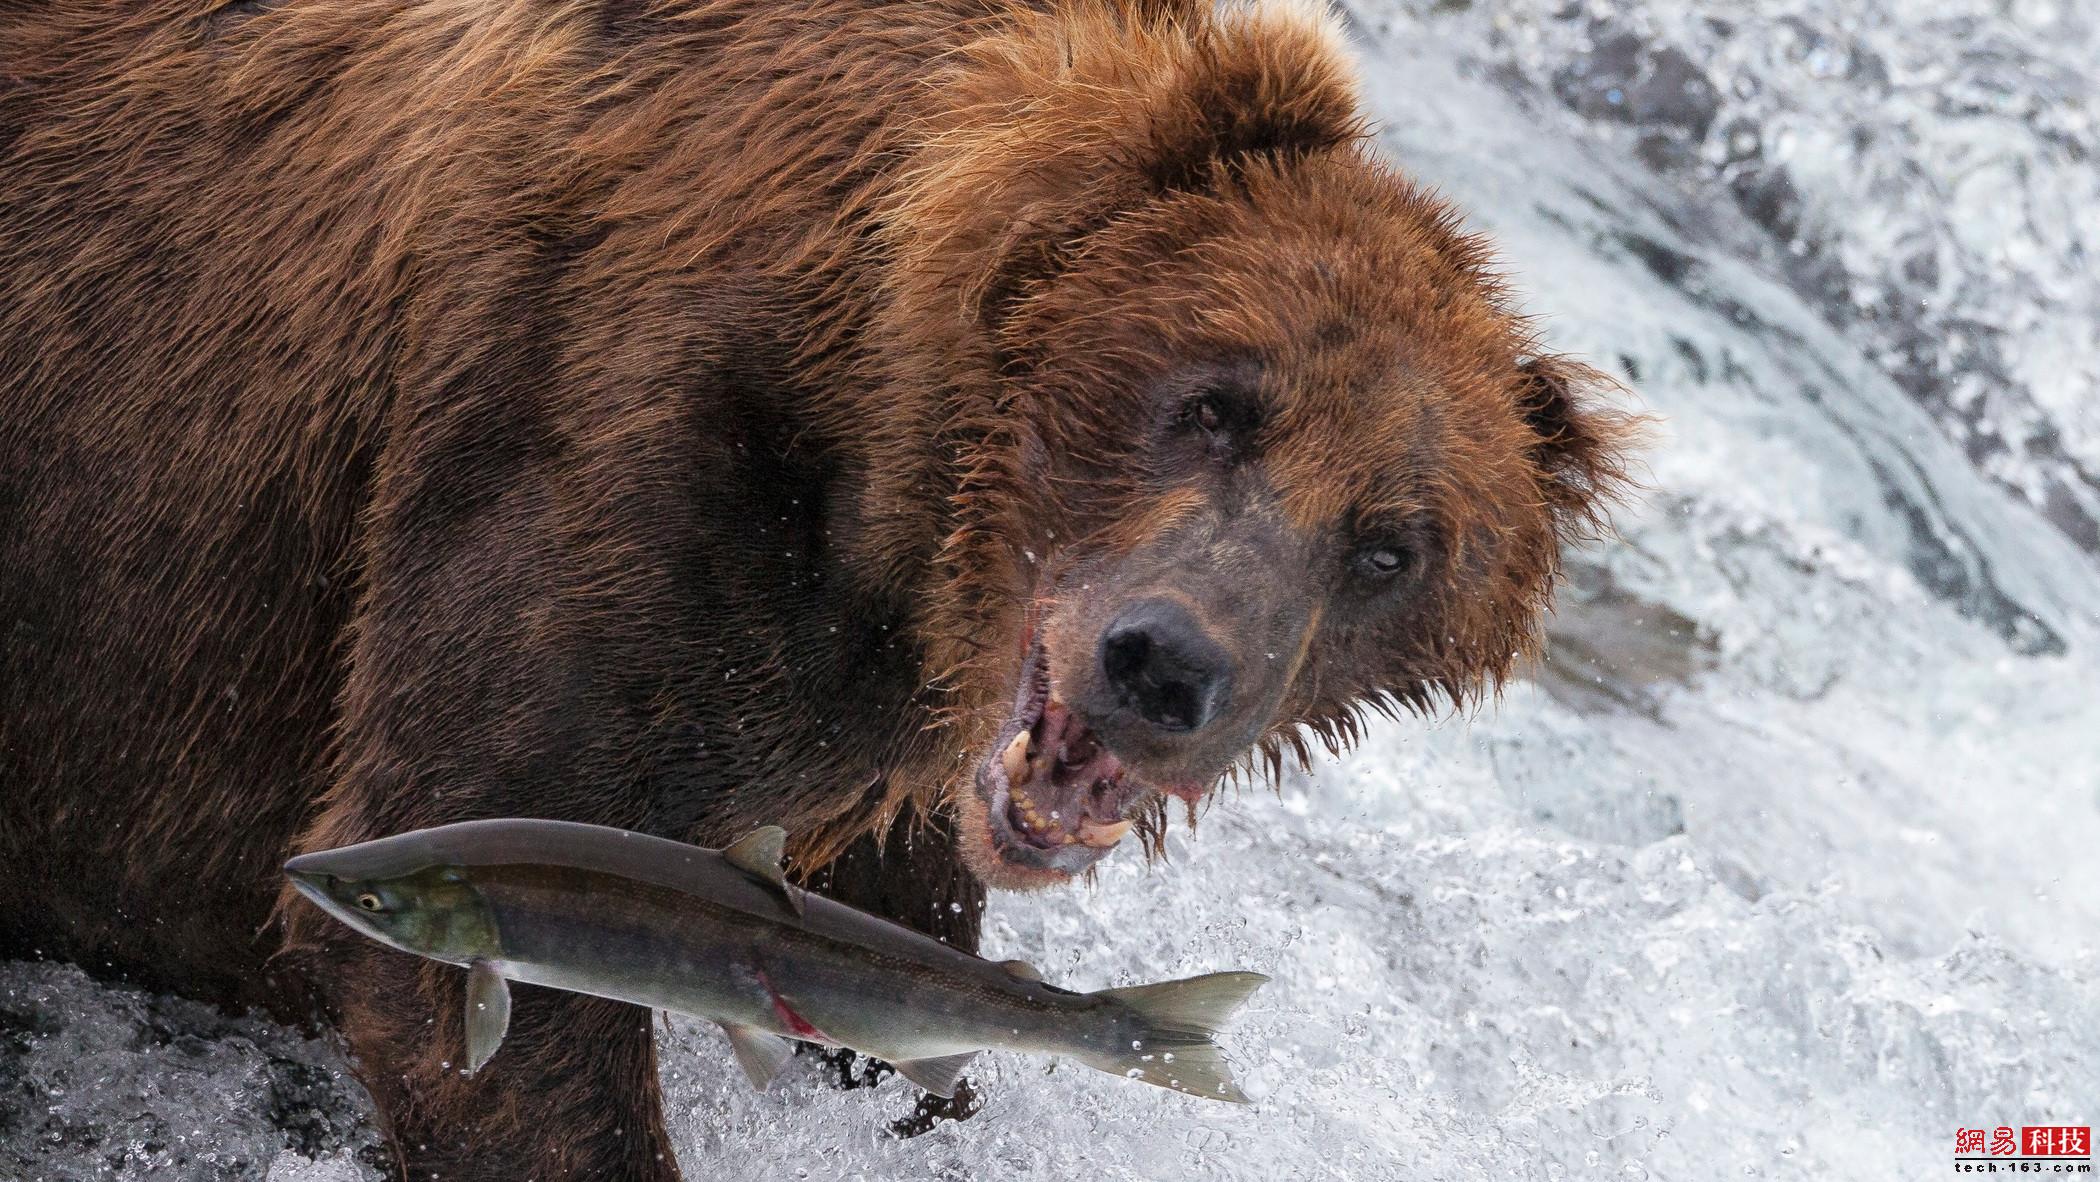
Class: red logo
1956,1126,2091,1172
2023,1128,2093,1157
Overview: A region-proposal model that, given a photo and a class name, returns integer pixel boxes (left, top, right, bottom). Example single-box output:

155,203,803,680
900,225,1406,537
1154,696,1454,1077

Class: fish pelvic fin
464,960,511,1075
721,825,803,916
1093,970,1268,1103
721,1023,796,1091
889,1051,976,1099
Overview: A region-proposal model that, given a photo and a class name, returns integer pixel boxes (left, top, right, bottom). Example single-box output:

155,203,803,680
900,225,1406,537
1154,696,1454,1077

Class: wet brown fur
0,0,1633,1176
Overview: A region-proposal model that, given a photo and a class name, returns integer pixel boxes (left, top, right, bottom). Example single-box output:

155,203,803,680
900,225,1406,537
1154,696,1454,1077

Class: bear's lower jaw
962,636,1146,887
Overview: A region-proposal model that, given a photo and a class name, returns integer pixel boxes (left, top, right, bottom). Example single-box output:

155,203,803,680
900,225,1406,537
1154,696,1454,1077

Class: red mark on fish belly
754,967,829,1043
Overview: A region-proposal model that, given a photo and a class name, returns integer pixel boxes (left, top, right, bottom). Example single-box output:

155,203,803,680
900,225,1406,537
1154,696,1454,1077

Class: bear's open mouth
972,636,1143,877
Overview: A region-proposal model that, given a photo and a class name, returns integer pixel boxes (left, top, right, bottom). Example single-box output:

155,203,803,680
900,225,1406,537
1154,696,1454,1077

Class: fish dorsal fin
464,960,511,1075
721,1023,795,1091
998,959,1043,982
721,825,802,916
890,1051,976,1099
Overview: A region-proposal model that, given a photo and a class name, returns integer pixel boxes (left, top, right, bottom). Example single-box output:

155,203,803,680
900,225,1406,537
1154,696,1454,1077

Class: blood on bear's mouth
971,636,1142,878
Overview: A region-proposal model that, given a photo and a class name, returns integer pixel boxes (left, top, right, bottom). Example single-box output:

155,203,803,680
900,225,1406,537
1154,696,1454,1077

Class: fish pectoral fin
721,1023,797,1091
889,1051,976,1099
464,960,511,1075
721,825,803,916
997,958,1043,982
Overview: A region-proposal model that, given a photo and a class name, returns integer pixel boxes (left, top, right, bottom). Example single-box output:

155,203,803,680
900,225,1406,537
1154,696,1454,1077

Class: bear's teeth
1076,818,1133,848
1001,730,1032,785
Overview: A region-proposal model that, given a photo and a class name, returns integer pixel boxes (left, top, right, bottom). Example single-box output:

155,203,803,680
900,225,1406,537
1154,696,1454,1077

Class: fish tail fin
1092,970,1267,1103
1103,970,1268,1038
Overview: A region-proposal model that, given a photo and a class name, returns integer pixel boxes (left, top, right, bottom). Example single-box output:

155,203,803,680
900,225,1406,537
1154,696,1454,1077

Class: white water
5,2,2096,1178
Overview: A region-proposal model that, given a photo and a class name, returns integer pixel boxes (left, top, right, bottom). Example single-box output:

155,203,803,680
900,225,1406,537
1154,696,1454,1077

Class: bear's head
839,1,1637,888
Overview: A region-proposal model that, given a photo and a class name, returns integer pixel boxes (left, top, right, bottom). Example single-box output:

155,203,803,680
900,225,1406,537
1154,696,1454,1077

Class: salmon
285,819,1264,1102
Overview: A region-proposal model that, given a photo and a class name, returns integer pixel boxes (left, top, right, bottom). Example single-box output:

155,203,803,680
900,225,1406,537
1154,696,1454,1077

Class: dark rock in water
1727,164,1805,243
1540,561,1716,721
888,1078,983,1139
266,1058,370,1162
0,960,381,1182
1474,0,2100,565
1552,29,1720,140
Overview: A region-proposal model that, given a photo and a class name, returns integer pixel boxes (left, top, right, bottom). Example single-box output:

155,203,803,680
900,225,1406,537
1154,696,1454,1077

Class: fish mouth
282,866,378,941
965,632,1146,886
285,868,332,910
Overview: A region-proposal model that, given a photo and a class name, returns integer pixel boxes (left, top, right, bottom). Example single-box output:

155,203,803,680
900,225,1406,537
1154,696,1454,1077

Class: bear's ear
1138,15,1367,195
1142,21,1369,194
877,1,1367,338
1514,355,1639,534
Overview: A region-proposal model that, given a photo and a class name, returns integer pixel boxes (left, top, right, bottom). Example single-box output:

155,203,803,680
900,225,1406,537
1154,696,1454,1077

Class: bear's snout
1098,599,1235,735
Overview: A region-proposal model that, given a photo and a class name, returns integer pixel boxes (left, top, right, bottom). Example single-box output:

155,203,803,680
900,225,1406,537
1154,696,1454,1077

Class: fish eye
355,891,386,913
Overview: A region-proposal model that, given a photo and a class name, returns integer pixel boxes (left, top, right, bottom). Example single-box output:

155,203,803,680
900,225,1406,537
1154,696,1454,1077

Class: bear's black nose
1099,600,1233,733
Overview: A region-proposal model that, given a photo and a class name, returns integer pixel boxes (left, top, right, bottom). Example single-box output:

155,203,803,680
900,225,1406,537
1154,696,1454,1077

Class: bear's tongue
998,698,1135,849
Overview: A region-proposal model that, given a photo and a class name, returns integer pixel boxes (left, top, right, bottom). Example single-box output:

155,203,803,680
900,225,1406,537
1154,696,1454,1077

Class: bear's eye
1350,541,1418,584
1189,396,1223,434
1175,387,1258,460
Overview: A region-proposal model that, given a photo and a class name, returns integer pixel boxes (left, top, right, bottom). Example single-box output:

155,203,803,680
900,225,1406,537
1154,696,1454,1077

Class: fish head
286,839,498,964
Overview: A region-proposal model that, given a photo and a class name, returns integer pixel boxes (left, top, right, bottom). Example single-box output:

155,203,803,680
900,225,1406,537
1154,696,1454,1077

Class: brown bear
0,0,1633,1177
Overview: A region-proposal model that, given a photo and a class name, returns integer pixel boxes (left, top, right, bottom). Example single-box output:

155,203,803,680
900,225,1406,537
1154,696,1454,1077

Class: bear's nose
1099,600,1234,733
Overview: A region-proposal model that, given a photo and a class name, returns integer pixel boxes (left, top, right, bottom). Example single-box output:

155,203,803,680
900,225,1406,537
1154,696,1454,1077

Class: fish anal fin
721,826,803,916
890,1051,976,1099
722,1023,796,1091
464,960,511,1075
